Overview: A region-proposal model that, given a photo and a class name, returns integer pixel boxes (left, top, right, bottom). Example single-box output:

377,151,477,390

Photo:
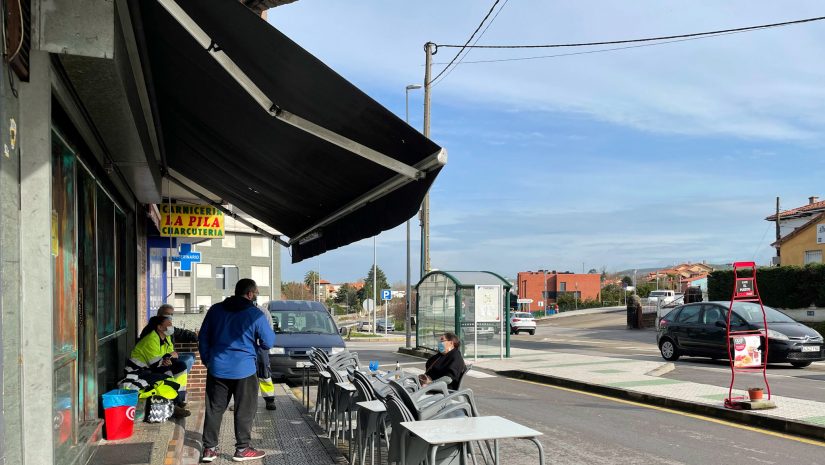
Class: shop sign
159,204,224,238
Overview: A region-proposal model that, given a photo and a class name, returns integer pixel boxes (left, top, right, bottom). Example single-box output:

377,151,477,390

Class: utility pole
373,236,377,335
405,84,422,349
775,196,781,264
421,42,434,278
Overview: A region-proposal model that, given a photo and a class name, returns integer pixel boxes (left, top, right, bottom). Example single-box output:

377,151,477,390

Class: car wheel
529,330,535,335
659,338,680,361
790,361,812,368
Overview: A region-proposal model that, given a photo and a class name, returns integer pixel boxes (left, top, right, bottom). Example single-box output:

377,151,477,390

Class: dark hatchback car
657,301,824,368
266,300,346,379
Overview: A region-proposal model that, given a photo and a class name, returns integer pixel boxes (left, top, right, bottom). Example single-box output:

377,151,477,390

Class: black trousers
202,374,259,450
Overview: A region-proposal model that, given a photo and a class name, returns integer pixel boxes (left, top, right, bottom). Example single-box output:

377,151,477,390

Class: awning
129,0,445,262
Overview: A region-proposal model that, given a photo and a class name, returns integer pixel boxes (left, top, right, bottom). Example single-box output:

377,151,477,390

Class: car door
694,304,726,355
672,304,703,353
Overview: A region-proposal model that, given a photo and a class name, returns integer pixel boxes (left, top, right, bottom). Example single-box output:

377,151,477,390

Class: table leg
429,445,439,465
527,437,545,465
494,439,499,465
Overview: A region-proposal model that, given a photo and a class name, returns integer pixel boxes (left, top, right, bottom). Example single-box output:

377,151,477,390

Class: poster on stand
731,335,762,368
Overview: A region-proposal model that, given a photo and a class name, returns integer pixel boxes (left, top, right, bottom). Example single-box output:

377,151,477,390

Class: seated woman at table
418,332,465,390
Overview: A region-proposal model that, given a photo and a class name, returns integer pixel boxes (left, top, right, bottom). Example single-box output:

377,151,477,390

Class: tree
281,281,308,300
587,268,599,274
304,271,320,299
334,283,360,311
358,266,390,304
621,276,633,287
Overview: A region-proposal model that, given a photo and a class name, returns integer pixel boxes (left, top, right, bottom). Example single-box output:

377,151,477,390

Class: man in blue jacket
199,279,276,463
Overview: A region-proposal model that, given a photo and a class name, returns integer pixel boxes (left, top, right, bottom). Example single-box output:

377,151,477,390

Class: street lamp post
405,84,422,349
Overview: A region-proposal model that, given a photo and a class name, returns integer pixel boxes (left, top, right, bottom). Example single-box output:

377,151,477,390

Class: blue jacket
199,296,276,379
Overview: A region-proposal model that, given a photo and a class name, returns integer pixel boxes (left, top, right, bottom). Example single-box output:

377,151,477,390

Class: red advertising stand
724,262,775,409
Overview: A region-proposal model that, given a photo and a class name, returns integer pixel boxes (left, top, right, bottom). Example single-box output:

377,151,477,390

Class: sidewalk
176,384,344,465
475,347,825,441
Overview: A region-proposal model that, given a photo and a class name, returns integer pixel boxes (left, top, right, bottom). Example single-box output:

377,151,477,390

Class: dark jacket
425,349,465,390
173,327,198,344
198,296,276,379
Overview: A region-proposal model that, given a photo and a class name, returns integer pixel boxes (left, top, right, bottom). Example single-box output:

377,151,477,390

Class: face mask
165,326,175,337
437,341,446,353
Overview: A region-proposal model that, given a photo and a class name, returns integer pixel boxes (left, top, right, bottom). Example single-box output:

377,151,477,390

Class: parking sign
381,289,392,301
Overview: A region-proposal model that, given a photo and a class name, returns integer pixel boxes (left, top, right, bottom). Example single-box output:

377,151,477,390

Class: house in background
770,211,825,266
765,196,825,266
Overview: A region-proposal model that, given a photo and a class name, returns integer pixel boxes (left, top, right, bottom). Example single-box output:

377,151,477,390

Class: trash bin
102,389,139,440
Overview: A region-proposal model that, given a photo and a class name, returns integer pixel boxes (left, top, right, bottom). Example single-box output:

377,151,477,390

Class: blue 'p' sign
381,289,392,301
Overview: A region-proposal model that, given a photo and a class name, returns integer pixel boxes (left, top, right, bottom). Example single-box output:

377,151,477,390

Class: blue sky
274,1,825,285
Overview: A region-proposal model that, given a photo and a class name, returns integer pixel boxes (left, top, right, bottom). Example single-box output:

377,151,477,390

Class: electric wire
432,29,747,66
431,0,510,87
435,15,825,50
430,0,500,85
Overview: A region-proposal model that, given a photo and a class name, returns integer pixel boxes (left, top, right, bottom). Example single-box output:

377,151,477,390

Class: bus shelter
415,271,512,360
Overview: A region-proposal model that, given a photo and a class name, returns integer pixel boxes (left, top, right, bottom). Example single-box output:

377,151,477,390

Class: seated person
157,304,198,375
418,332,466,390
121,315,190,418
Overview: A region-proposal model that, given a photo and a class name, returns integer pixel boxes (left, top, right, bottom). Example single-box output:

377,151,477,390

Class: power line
432,29,747,66
432,0,510,87
435,15,825,50
430,0,500,85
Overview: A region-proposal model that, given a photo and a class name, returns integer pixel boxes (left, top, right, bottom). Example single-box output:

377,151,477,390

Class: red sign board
735,278,754,297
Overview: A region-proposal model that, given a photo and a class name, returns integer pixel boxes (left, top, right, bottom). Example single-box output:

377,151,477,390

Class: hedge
708,264,825,309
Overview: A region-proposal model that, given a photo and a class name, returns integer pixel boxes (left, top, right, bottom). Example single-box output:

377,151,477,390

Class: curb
398,347,434,359
347,337,406,342
496,369,825,442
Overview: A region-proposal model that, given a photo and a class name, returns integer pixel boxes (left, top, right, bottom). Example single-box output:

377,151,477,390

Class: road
509,312,825,400
347,340,825,464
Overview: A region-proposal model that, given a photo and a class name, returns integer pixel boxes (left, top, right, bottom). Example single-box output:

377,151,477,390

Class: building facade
771,212,825,266
516,271,602,310
164,218,281,315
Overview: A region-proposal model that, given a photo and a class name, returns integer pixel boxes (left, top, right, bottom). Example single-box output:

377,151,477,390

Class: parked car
356,321,373,332
648,290,679,305
376,319,395,332
266,300,346,379
656,301,824,368
510,312,536,335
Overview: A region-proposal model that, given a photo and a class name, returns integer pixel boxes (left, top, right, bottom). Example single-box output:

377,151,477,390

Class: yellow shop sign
158,204,225,238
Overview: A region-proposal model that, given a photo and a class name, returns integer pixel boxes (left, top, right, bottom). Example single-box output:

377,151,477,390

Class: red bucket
103,406,137,440
102,389,139,440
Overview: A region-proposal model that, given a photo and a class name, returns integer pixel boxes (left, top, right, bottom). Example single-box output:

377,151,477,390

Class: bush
708,264,825,309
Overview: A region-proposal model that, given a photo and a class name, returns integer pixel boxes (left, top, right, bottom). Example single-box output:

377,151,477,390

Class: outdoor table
355,400,387,465
399,416,544,465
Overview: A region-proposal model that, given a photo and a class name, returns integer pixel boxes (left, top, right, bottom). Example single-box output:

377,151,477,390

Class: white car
510,312,536,335
648,290,679,305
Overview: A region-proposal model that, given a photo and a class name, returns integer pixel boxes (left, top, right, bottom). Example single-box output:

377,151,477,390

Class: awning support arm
165,173,290,247
289,149,447,245
156,0,424,181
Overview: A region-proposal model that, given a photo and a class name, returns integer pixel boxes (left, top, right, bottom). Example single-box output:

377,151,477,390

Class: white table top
356,400,386,412
400,416,542,444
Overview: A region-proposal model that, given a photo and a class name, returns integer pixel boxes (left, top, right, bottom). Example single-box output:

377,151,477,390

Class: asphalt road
346,341,825,464
510,312,825,401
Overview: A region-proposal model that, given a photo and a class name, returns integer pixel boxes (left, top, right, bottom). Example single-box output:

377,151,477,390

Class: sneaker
201,447,218,463
233,447,265,462
265,399,277,411
173,405,191,418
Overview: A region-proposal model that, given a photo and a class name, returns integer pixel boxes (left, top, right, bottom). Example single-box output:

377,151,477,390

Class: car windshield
650,291,669,297
732,302,795,324
270,310,337,334
515,313,533,318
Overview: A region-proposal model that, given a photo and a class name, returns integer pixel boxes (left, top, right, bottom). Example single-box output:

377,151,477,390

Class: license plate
802,346,820,352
